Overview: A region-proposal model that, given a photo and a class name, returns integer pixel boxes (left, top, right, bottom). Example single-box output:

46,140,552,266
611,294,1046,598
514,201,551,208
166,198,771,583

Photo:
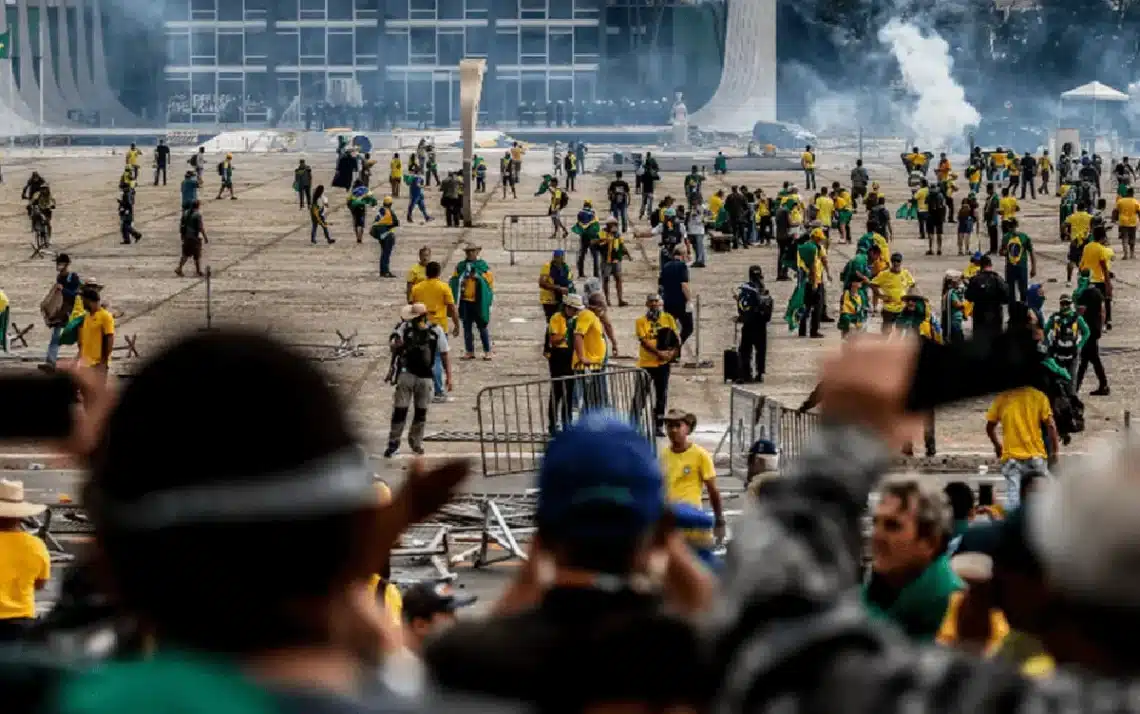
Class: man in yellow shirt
998,187,1019,220
0,479,50,639
985,386,1058,509
126,142,141,180
814,187,835,232
913,181,930,243
1114,186,1139,259
1079,226,1114,331
1064,201,1092,284
406,246,430,303
76,287,115,375
636,294,679,436
572,297,607,373
389,152,403,197
660,409,725,544
510,141,525,183
870,252,916,333
801,144,816,189
538,249,574,320
409,261,460,399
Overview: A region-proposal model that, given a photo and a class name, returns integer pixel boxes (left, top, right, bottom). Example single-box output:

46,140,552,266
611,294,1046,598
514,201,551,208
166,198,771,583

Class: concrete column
689,0,777,131
54,0,84,110
34,0,72,117
86,0,141,126
0,1,38,129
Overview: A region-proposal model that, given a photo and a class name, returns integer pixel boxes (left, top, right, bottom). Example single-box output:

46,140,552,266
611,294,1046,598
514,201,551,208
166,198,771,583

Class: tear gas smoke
877,19,980,148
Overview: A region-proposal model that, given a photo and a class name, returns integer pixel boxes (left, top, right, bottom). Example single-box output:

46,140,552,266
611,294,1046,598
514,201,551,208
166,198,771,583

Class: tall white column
87,0,140,126
0,0,37,131
689,0,777,132
35,0,73,118
54,0,84,110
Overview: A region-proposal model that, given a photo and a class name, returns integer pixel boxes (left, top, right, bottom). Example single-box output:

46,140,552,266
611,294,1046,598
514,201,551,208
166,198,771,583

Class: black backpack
217,161,225,176
927,189,945,212
558,191,570,210
399,324,437,378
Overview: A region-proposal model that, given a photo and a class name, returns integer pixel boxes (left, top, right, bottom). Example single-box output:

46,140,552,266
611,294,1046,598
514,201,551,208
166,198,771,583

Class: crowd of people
166,93,273,124
4,107,1140,714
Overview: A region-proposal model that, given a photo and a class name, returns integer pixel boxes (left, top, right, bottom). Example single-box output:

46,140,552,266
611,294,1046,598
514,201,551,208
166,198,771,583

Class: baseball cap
890,252,903,262
552,248,565,257
401,581,477,623
537,413,670,538
954,507,1041,575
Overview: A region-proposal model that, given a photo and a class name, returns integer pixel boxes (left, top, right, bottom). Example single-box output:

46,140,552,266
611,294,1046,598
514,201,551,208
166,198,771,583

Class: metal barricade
501,214,571,265
778,405,821,466
727,387,821,479
476,366,656,480
727,386,780,481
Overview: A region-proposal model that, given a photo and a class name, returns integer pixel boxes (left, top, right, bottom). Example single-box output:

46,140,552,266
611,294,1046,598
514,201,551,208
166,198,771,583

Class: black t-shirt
965,271,1007,330
608,180,630,206
1077,285,1105,337
659,260,690,313
425,587,704,710
156,145,171,166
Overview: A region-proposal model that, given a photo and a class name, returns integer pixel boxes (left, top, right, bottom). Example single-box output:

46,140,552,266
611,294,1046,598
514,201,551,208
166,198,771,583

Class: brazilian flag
0,31,10,60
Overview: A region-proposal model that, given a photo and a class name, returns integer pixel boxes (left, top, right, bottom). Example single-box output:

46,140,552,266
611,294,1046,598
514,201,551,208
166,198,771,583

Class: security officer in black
736,265,773,383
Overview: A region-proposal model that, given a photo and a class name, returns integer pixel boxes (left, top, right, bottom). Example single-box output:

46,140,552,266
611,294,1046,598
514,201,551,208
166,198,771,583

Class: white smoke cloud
877,19,980,149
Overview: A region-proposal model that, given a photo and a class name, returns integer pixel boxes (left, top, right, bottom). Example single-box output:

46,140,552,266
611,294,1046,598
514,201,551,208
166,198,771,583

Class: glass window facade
164,0,609,126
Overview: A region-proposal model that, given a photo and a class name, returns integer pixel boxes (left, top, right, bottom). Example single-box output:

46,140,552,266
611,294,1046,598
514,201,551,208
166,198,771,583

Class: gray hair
876,475,951,543
1030,437,1140,607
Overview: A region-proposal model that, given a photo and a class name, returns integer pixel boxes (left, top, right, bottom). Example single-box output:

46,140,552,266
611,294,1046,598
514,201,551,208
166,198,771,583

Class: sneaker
432,394,452,404
1091,386,1111,396
409,442,425,455
327,239,336,244
383,442,399,458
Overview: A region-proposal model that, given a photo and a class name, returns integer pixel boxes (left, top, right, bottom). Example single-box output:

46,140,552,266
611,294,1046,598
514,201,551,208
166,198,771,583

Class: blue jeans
692,232,707,264
45,326,62,365
432,348,444,396
460,301,491,354
407,194,430,221
379,234,395,275
610,202,629,233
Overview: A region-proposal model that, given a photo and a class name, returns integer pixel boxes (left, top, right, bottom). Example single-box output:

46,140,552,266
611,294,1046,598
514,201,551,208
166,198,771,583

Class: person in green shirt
1000,218,1036,305
1044,294,1089,378
863,475,961,642
941,270,966,343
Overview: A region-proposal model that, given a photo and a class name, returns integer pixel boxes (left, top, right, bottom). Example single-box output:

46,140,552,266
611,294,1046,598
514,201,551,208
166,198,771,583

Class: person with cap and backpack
736,265,773,383
385,302,452,457
1045,294,1089,379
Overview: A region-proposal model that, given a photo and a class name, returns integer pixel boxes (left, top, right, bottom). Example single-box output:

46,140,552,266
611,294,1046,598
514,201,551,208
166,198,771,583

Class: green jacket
862,555,963,642
450,259,494,324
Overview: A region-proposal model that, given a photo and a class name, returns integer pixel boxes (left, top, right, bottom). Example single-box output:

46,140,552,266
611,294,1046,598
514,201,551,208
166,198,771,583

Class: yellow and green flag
0,31,10,60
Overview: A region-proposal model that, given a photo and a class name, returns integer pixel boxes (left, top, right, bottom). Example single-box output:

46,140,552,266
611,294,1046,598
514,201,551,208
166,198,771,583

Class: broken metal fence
727,386,821,480
501,213,572,265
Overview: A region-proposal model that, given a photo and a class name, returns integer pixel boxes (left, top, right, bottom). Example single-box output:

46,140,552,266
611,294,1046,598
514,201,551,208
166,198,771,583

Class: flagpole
37,18,43,150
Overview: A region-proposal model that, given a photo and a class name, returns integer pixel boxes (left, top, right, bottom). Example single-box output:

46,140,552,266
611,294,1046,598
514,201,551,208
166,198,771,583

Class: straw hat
400,303,428,321
563,294,584,310
0,479,45,518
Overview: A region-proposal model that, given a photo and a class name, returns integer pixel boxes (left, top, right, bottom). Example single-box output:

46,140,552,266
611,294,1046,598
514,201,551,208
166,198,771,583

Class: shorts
352,209,366,228
1122,226,1137,246
852,186,867,199
1068,241,1084,264
601,261,622,279
181,237,202,259
957,218,974,234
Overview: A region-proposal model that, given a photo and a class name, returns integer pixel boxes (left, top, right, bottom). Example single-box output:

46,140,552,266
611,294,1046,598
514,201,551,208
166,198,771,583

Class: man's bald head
588,293,607,309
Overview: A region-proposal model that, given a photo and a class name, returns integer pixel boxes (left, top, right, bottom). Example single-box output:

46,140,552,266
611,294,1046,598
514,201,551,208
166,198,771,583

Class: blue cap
537,412,666,537
552,249,565,257
971,251,983,262
670,502,716,530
